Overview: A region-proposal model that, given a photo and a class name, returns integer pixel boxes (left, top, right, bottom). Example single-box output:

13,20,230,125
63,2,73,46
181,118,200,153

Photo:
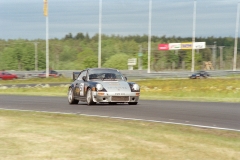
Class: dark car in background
68,68,140,105
189,71,209,79
38,70,62,78
0,71,18,80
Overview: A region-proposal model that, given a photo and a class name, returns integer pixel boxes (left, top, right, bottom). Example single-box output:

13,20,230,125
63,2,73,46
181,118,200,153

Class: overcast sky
0,0,240,40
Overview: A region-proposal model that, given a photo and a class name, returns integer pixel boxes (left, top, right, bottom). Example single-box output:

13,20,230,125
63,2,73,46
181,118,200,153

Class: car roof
197,70,207,72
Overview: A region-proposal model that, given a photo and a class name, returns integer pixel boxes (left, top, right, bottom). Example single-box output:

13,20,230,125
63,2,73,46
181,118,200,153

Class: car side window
77,70,87,80
51,71,57,74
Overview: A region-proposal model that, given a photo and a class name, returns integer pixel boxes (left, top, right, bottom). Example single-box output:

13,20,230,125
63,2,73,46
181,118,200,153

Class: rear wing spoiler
72,72,80,81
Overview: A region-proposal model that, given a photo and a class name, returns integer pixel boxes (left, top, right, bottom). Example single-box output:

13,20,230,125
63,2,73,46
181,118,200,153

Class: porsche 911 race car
68,68,140,105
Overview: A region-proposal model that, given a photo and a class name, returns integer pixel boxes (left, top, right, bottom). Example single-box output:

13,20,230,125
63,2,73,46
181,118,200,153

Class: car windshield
1,72,11,75
88,69,125,81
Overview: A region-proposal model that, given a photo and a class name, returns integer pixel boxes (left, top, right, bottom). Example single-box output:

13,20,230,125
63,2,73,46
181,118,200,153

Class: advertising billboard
193,42,206,49
158,44,169,50
181,43,192,49
158,42,206,51
169,43,181,50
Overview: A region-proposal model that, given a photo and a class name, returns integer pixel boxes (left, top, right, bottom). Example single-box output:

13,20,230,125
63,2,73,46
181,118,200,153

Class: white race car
68,68,140,105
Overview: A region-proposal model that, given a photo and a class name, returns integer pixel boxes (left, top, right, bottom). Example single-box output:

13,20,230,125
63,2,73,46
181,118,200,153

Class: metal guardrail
6,70,240,80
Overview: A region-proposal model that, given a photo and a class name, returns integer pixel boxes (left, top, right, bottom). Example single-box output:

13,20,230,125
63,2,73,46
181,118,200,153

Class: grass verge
1,78,240,102
1,110,240,160
1,78,240,159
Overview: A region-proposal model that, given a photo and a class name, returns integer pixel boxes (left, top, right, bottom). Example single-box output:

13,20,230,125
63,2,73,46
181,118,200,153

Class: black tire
128,102,138,105
109,102,117,105
68,88,79,104
86,88,96,105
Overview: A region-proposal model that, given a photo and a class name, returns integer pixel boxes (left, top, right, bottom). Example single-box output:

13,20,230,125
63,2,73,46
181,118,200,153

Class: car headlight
96,84,103,91
132,84,140,91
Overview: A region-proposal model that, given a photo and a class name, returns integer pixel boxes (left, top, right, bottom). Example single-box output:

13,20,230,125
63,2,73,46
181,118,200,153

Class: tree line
0,33,238,71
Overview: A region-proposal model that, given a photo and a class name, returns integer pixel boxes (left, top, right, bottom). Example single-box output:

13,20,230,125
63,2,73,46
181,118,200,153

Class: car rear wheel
128,102,138,105
86,88,96,105
68,88,79,104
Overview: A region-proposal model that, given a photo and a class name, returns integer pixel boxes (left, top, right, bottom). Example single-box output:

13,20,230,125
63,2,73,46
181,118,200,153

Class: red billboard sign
158,44,169,50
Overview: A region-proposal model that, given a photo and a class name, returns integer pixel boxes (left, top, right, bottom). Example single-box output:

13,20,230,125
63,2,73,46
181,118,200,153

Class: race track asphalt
0,95,240,132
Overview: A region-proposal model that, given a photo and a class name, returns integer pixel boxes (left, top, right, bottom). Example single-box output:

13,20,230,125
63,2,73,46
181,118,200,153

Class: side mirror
125,77,127,81
73,72,80,81
82,76,86,81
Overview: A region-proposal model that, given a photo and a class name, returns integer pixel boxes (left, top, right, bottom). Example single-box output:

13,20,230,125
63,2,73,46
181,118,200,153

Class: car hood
98,81,131,92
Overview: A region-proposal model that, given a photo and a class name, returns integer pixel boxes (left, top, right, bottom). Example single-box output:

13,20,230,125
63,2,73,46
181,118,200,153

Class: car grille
111,96,129,102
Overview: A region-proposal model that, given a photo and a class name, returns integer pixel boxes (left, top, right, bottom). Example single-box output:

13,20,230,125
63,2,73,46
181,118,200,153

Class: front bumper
92,91,140,103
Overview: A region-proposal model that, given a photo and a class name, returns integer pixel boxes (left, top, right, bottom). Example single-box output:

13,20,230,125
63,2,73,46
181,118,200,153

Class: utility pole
138,45,143,70
212,41,217,69
43,0,49,77
191,0,197,72
233,2,240,71
206,44,216,70
147,0,152,73
98,0,102,68
34,42,39,71
218,46,225,69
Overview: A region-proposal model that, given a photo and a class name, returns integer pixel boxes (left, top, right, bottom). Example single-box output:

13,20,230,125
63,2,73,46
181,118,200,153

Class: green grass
0,110,240,160
1,78,240,102
1,78,240,159
137,78,240,102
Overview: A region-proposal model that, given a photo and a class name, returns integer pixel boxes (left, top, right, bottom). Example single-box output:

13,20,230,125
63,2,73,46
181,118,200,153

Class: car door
6,72,14,80
74,70,87,98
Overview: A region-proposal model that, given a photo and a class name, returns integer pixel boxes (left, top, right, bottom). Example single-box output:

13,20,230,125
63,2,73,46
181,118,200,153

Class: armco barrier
6,70,240,80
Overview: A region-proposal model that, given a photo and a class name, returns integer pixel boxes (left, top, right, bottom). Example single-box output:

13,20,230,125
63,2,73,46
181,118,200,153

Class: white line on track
1,108,240,132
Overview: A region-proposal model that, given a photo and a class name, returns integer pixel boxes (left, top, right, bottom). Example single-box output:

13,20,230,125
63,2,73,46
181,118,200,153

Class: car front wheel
86,88,96,105
68,88,79,104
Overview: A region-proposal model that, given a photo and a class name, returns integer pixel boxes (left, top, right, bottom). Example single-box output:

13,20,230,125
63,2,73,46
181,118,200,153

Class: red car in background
0,71,18,80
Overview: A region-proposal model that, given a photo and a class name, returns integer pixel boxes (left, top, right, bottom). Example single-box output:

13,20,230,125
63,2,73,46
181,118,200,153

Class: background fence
7,70,240,80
